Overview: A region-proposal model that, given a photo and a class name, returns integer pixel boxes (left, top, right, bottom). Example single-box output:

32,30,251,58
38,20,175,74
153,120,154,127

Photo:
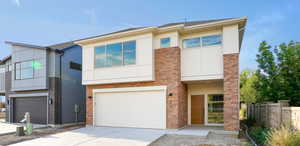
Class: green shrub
266,126,300,146
249,126,269,145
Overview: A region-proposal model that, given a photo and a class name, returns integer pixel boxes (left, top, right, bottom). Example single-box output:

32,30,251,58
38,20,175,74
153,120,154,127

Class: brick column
223,53,240,131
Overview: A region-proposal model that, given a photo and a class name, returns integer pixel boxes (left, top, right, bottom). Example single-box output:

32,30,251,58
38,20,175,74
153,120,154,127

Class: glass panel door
207,94,224,124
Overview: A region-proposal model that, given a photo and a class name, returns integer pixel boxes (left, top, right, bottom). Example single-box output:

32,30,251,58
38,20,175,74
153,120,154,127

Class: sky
0,0,299,70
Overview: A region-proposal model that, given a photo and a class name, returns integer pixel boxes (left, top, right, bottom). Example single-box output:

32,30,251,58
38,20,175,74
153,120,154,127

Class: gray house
0,41,85,126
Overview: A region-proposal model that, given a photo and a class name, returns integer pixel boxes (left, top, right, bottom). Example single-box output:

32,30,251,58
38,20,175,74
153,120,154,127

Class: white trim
182,74,223,81
9,92,48,98
93,86,167,94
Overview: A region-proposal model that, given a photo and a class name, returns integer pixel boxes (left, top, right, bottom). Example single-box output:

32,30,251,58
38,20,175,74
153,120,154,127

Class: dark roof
0,55,11,64
5,41,76,51
75,27,147,42
6,17,245,51
47,41,75,50
76,17,242,42
158,18,234,28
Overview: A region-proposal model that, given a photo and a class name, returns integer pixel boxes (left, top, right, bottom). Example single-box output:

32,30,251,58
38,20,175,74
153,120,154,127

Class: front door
191,95,204,124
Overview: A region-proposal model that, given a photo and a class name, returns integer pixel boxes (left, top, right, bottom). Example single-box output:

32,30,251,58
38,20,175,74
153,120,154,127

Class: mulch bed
0,124,84,146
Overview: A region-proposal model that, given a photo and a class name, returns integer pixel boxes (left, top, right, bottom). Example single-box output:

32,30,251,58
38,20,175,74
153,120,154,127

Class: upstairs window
202,35,222,46
0,67,5,73
183,38,201,48
160,38,170,48
95,41,136,68
123,41,136,65
183,34,222,48
15,60,34,80
70,62,82,71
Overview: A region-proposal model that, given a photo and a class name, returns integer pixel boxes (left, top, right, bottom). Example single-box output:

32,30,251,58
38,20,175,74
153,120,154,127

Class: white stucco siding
180,30,224,81
222,24,239,54
82,33,154,85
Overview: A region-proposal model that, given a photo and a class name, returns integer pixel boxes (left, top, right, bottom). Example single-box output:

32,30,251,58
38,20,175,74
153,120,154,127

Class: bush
266,125,300,146
249,126,269,145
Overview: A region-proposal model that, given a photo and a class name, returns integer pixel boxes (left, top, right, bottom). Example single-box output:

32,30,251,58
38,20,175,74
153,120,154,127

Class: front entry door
191,95,204,124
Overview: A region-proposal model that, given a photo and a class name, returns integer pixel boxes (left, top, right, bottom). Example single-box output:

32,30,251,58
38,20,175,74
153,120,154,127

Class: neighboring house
75,17,247,132
0,42,85,125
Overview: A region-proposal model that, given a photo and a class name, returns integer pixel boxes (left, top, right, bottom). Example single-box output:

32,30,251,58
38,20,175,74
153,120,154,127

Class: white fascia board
75,27,157,45
93,86,167,94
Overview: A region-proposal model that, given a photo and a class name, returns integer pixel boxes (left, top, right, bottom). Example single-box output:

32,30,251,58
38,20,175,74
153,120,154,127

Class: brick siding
223,53,240,131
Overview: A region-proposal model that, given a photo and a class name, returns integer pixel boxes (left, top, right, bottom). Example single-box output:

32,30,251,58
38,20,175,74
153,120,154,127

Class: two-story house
75,17,247,132
0,42,85,126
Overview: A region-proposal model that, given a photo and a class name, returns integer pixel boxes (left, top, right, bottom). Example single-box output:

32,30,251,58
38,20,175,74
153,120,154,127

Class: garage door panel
95,90,166,129
14,97,47,124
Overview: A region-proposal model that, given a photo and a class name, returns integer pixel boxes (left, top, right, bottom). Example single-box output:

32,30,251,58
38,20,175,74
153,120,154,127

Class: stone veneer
223,53,240,131
86,47,187,129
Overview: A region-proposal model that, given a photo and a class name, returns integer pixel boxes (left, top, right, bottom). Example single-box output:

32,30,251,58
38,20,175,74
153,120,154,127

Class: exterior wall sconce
168,93,173,96
48,99,53,105
88,96,93,99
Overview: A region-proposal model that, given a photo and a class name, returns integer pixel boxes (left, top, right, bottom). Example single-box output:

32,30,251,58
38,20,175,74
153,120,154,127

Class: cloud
11,0,21,7
83,9,98,25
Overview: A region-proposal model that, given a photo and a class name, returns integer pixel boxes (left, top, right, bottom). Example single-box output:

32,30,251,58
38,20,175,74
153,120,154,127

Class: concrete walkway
0,123,47,135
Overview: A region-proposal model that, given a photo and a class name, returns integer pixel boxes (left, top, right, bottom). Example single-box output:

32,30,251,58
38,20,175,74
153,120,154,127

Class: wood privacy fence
247,100,300,130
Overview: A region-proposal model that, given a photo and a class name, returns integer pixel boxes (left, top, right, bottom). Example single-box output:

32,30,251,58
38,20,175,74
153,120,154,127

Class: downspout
56,49,64,125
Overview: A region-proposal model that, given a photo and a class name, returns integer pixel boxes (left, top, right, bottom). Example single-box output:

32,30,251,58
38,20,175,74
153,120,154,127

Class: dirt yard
0,125,84,146
150,132,246,146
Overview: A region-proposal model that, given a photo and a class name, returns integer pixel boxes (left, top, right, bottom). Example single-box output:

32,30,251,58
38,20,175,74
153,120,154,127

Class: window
106,43,122,66
0,67,5,73
15,60,34,80
160,38,170,48
183,38,201,48
202,35,221,46
123,41,136,65
95,46,106,68
183,34,222,48
207,94,224,124
95,41,136,68
70,62,82,71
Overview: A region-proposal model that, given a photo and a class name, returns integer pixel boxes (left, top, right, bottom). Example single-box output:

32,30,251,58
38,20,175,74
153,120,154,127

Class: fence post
279,100,290,126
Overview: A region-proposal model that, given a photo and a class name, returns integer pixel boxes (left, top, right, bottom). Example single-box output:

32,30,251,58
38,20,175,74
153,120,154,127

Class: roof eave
5,41,46,50
74,27,157,45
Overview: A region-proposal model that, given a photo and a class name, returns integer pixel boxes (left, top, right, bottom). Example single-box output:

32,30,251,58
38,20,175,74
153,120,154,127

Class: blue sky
0,0,299,70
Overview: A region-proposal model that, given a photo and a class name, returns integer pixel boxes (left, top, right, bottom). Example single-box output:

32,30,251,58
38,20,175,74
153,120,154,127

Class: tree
254,41,300,105
275,42,300,105
240,69,258,103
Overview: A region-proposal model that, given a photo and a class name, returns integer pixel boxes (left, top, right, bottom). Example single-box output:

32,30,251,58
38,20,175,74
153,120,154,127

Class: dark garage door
13,97,47,124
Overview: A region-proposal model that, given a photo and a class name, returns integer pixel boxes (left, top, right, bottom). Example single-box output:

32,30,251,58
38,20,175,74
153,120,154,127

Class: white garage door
94,86,166,129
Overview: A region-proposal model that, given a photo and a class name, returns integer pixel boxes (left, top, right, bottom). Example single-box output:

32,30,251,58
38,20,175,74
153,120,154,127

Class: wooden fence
247,100,300,130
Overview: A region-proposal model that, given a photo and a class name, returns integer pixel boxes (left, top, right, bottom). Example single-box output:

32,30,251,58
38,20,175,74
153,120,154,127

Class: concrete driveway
10,126,166,146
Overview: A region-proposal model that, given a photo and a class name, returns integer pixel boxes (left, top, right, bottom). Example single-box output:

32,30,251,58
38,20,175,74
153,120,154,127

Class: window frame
160,37,171,48
94,40,136,68
182,34,222,49
14,60,34,80
207,94,224,124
